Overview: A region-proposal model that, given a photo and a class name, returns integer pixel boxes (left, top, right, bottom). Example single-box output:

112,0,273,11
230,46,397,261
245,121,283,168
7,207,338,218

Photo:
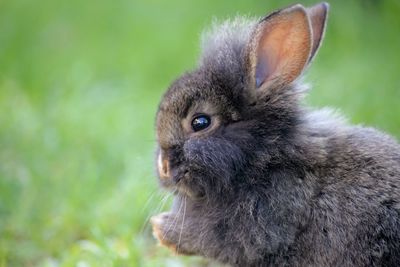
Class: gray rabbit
151,2,400,266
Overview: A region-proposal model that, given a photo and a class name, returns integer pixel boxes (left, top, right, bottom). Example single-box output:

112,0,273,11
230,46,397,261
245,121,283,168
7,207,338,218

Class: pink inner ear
255,52,271,88
254,6,312,89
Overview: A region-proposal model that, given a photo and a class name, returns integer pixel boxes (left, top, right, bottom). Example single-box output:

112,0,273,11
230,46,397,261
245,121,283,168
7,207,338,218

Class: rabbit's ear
246,4,312,90
307,2,329,63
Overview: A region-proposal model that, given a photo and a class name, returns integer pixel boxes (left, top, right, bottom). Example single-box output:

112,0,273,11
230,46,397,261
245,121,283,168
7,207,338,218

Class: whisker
162,194,183,240
169,197,181,237
139,190,162,233
141,189,158,213
140,190,174,234
177,195,187,253
156,191,173,213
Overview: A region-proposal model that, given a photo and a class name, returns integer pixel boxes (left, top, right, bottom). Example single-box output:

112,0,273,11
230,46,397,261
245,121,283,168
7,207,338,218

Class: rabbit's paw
151,212,191,254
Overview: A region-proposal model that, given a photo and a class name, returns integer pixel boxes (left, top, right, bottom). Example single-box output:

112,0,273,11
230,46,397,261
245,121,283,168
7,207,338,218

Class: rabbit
150,2,400,266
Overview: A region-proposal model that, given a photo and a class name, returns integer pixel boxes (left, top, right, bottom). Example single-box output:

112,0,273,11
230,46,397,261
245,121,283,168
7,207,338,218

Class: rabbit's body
151,3,400,266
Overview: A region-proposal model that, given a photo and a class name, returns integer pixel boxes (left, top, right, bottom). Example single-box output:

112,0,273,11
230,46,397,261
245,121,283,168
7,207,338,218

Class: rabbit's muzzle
157,137,246,199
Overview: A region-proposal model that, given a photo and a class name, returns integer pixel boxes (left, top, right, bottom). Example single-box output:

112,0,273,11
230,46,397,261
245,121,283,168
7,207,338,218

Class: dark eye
191,115,211,132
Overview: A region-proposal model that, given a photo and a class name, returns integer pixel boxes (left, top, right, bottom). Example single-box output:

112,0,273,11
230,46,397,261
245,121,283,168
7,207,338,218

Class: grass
0,0,399,266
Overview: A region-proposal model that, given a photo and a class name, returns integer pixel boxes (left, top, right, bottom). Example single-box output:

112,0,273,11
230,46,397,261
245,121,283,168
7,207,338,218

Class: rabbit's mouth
177,184,205,200
159,166,206,200
172,170,207,200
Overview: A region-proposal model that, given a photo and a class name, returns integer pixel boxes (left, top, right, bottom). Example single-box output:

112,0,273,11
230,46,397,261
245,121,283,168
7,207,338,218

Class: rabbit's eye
191,115,211,132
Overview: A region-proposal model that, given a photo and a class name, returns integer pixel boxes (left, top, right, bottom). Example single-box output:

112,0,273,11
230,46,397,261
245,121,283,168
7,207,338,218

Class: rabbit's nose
157,152,170,179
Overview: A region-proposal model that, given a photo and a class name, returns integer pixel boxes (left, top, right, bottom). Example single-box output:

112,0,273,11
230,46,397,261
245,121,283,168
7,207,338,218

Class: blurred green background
0,0,399,266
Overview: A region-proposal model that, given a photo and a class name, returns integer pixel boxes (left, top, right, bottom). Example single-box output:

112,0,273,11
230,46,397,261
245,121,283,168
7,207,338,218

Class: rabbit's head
155,3,329,200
